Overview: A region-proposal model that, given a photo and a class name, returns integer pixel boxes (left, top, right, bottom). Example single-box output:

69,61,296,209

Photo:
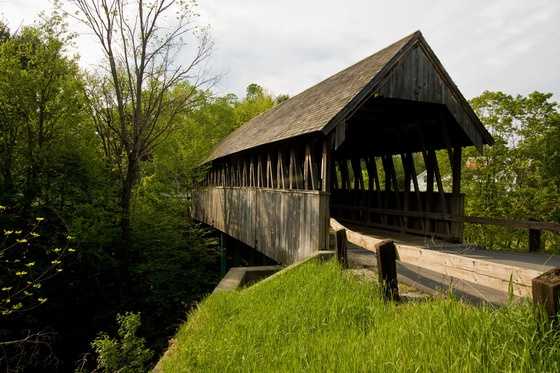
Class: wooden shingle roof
204,31,491,163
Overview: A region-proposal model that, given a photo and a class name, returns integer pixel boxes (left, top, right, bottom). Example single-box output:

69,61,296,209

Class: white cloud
2,0,559,99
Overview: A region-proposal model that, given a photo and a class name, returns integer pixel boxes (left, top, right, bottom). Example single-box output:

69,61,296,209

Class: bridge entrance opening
329,97,468,242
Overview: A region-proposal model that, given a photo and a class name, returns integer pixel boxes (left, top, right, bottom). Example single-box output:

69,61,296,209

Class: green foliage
159,260,560,372
90,312,153,373
463,91,560,252
234,83,278,125
0,205,73,316
0,11,89,208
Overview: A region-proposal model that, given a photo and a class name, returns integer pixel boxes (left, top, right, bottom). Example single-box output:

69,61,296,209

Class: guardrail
459,216,560,252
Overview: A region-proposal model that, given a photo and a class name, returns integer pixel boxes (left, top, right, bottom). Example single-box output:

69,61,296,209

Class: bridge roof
204,31,493,164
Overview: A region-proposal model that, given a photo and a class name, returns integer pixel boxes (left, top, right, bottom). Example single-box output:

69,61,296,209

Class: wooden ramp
332,219,560,302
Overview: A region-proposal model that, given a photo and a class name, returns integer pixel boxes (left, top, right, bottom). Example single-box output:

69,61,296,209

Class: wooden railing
330,190,465,242
332,201,560,252
458,216,560,252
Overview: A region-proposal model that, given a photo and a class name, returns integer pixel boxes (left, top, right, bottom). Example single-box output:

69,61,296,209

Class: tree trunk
118,154,139,294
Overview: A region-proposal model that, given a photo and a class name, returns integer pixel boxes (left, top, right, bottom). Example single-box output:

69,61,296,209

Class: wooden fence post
335,229,348,268
375,240,400,301
532,268,560,322
529,227,542,252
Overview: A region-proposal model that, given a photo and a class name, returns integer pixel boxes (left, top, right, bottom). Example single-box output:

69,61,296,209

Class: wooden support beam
335,229,349,269
382,155,404,231
366,156,385,224
321,140,329,192
375,240,400,301
405,152,426,233
331,159,339,190
351,158,364,190
303,144,316,190
311,143,319,191
289,149,295,190
266,153,273,188
382,155,392,192
430,149,451,236
339,159,350,190
249,159,255,187
400,154,410,229
529,227,542,252
277,151,285,189
255,156,260,187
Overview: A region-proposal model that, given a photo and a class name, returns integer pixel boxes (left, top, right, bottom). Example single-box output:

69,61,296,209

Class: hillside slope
157,260,560,372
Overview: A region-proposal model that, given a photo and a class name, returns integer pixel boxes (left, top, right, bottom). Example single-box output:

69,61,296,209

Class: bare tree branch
70,0,215,280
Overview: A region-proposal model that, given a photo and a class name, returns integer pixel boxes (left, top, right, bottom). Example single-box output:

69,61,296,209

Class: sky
1,0,559,100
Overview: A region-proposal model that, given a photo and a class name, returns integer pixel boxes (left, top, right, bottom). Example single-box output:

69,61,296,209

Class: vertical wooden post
289,149,295,190
406,152,426,233
266,153,273,188
375,240,400,301
383,155,404,231
335,229,348,269
529,226,542,252
382,155,392,192
351,158,364,190
366,156,384,224
304,144,316,190
532,268,560,321
400,153,410,230
321,140,329,192
249,159,255,187
430,149,451,237
257,155,263,188
339,159,350,190
277,151,285,189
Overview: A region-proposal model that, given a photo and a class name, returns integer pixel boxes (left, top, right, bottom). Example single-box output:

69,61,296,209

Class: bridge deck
333,219,560,299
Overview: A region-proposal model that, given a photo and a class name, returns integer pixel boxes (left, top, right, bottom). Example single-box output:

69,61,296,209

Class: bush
89,312,153,373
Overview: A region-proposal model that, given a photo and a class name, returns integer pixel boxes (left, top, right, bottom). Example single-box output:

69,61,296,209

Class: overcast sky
2,0,559,99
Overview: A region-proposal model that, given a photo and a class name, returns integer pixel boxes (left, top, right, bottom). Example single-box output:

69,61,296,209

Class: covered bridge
193,31,494,264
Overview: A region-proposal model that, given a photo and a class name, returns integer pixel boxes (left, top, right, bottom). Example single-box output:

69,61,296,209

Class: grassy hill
157,260,560,372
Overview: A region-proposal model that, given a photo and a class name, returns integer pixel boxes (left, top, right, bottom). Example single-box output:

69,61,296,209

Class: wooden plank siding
192,187,329,264
375,43,485,149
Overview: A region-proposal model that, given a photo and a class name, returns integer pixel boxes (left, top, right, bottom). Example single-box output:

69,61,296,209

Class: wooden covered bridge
193,30,496,265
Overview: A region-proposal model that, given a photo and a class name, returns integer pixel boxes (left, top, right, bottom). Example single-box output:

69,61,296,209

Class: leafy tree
463,91,560,251
0,12,85,209
73,0,215,284
234,83,277,125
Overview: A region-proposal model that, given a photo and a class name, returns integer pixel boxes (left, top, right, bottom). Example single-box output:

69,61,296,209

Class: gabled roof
204,31,492,164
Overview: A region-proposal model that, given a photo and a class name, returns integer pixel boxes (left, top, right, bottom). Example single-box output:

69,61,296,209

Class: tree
464,91,560,251
72,0,214,283
0,13,85,208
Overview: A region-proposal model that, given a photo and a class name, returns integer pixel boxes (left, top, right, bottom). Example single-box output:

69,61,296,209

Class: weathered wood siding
376,43,485,148
192,187,329,264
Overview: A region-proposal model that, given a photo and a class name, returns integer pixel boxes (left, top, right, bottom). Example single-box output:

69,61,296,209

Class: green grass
158,260,560,372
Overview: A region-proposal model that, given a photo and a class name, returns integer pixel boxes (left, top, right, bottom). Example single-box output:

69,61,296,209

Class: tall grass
158,260,560,372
